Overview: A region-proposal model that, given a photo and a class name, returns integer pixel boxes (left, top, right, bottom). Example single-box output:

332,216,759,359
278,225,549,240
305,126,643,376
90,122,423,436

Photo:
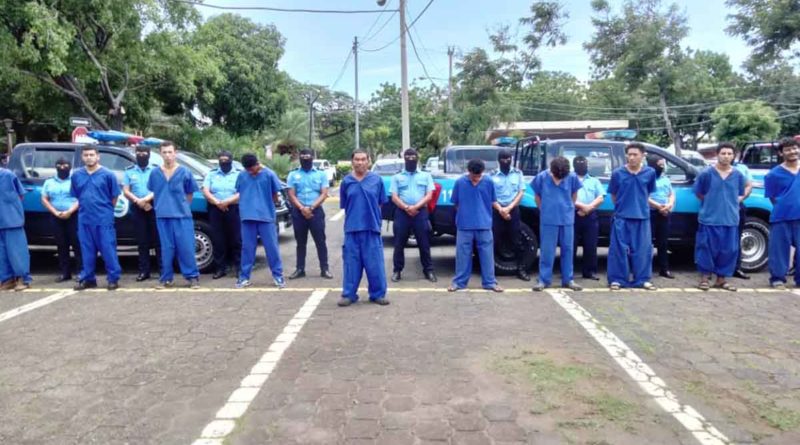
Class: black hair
241,153,259,169
160,140,176,150
351,148,369,160
778,137,798,151
298,148,313,157
81,144,98,153
625,142,645,154
467,158,485,175
497,149,512,160
716,141,736,154
550,156,570,178
403,148,418,157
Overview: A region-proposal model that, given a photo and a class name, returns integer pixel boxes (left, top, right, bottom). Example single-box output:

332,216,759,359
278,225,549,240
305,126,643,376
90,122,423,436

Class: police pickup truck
7,142,292,273
382,138,774,274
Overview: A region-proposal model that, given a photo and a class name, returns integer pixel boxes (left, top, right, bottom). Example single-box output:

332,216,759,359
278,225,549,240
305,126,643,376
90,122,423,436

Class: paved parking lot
2,200,799,444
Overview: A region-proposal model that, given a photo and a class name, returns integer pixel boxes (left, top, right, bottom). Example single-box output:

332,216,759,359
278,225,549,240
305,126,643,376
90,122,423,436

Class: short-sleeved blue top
147,165,198,219
491,169,525,206
694,167,745,226
608,166,657,219
765,165,800,223
42,176,77,212
532,171,582,226
340,172,386,233
649,175,674,205
235,167,283,222
70,167,121,226
390,169,434,205
451,175,496,230
0,169,25,229
123,164,155,198
202,167,241,201
576,175,605,205
287,168,327,206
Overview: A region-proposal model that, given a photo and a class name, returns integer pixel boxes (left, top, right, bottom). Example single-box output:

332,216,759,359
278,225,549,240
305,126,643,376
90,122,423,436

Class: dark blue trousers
342,231,386,302
492,207,523,270
650,210,671,272
573,212,599,278
291,207,328,272
156,217,199,282
607,217,652,288
392,207,432,273
210,205,242,274
131,205,159,275
768,220,800,285
78,224,121,284
51,213,81,278
695,224,739,277
0,227,31,284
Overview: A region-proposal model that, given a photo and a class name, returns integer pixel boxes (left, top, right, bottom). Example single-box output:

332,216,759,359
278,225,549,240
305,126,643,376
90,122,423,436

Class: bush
336,164,352,178
264,154,295,182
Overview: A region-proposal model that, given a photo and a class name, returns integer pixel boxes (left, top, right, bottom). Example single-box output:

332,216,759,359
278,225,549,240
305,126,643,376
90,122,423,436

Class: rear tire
494,222,538,275
740,216,769,272
194,220,215,274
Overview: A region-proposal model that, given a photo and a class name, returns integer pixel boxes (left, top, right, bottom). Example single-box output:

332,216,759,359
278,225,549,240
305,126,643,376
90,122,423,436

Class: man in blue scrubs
0,166,32,291
235,153,285,289
338,149,389,306
146,141,200,289
123,145,159,281
202,150,242,280
532,156,582,291
286,148,332,280
71,145,122,291
491,149,529,281
390,148,436,283
732,152,754,280
448,159,503,293
694,142,745,291
607,142,658,290
765,137,800,289
647,155,675,279
573,156,605,281
41,158,80,282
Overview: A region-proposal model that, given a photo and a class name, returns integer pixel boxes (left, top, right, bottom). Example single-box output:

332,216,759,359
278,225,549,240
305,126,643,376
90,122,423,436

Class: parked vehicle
371,158,404,176
739,141,780,183
424,156,440,173
8,142,293,273
313,159,336,186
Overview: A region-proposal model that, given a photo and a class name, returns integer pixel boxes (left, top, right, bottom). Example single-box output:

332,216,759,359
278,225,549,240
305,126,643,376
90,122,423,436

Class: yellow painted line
2,287,795,294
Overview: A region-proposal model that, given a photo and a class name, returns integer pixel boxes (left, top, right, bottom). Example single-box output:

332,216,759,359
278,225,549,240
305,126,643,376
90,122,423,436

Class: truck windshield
445,148,500,174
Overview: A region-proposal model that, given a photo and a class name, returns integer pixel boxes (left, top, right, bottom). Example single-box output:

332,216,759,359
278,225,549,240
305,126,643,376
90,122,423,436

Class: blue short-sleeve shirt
70,167,121,226
147,165,198,219
287,168,327,206
650,175,674,205
389,169,434,205
576,175,605,205
694,167,745,226
123,165,155,198
532,171,582,226
202,167,241,201
451,175,496,230
340,172,386,233
491,169,525,206
42,176,78,212
608,166,657,219
235,167,283,222
0,169,25,229
765,165,800,223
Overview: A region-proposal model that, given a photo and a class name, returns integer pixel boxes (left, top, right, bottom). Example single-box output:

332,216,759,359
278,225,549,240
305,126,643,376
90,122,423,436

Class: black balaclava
573,156,588,176
299,148,314,171
647,155,663,176
56,158,71,180
135,146,150,168
497,149,512,174
403,148,418,172
218,150,233,174
550,156,570,180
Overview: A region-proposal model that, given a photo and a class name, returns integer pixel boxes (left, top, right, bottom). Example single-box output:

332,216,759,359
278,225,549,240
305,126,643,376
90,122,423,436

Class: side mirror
437,160,444,171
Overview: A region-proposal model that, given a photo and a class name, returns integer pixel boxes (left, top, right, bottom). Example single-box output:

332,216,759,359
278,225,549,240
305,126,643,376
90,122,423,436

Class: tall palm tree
262,109,324,156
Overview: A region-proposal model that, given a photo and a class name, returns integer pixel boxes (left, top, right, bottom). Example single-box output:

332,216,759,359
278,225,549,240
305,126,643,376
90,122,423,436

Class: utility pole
447,46,455,112
353,36,360,151
305,91,319,154
399,0,410,150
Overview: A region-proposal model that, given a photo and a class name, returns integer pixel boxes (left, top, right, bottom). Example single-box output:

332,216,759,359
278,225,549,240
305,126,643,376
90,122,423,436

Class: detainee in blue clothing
337,149,389,307
41,158,81,282
647,156,676,278
491,149,530,281
235,153,285,289
572,156,605,280
70,145,123,290
0,167,32,291
765,137,800,288
532,157,582,291
146,142,200,287
607,143,658,290
286,148,331,279
448,159,503,293
693,143,746,291
123,145,159,281
202,150,242,279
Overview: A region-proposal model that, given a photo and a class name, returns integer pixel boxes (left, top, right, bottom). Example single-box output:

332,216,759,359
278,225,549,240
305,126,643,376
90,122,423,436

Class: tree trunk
659,91,681,156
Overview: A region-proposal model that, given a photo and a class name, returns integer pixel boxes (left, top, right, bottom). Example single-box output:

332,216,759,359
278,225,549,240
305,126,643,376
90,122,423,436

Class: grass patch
491,350,594,391
557,419,601,429
587,394,637,423
758,403,800,431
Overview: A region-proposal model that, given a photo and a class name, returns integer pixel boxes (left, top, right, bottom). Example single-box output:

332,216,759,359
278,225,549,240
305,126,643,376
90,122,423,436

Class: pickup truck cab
739,141,780,183
8,142,293,273
313,159,336,186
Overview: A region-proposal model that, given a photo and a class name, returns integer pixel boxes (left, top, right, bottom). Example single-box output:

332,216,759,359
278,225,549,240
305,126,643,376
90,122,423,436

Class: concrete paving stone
353,389,384,404
383,395,417,412
343,419,380,439
448,413,487,432
376,430,416,445
282,402,317,420
414,419,453,441
381,412,417,430
351,403,382,420
452,431,492,445
486,422,527,442
481,404,518,422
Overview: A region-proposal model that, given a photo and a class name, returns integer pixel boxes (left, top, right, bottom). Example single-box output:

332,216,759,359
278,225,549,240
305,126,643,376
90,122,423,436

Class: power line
329,49,353,91
362,10,397,44
177,0,394,14
406,23,436,85
361,0,436,52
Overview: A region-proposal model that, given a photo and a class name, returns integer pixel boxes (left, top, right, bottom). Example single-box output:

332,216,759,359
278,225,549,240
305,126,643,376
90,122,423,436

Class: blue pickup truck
382,138,774,274
7,142,293,273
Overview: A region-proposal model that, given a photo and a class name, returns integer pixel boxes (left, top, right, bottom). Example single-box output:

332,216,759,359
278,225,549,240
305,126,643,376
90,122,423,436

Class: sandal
642,282,657,291
447,286,463,292
714,281,737,292
485,285,504,293
698,280,710,291
609,282,621,291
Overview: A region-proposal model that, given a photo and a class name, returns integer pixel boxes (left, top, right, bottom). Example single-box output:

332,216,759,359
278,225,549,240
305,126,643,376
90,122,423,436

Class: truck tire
494,222,538,275
194,220,215,274
740,216,769,272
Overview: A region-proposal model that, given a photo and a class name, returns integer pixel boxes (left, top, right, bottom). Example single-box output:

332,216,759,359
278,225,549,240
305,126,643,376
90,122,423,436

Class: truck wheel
194,220,215,274
494,222,538,275
740,216,769,272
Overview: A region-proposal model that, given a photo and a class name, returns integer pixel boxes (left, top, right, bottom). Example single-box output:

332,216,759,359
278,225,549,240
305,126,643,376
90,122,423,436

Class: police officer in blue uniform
491,149,529,281
0,165,32,291
765,137,800,289
572,156,605,280
41,158,81,282
71,145,123,291
146,141,201,289
647,155,675,279
202,150,242,280
732,152,753,280
390,148,436,283
286,148,332,280
123,145,159,281
338,149,389,306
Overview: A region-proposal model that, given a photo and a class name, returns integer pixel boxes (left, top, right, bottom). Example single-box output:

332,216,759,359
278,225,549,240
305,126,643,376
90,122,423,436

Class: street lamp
2,118,14,156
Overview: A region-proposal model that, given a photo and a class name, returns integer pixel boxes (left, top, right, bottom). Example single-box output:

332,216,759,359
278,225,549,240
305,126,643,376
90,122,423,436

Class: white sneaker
235,279,252,289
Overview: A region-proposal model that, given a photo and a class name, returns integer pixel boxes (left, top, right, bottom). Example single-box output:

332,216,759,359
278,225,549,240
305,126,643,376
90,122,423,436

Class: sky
197,0,752,100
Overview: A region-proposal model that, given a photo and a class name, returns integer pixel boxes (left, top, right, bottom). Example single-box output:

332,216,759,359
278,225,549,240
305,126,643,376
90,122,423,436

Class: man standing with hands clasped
491,149,529,281
41,158,81,283
123,145,159,282
202,150,242,280
765,137,800,289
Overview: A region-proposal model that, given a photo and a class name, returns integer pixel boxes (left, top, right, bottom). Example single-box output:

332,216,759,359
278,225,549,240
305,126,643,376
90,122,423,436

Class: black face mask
56,166,70,180
136,153,150,168
574,163,588,176
653,165,664,176
219,160,233,173
498,158,511,174
300,158,313,171
405,159,418,172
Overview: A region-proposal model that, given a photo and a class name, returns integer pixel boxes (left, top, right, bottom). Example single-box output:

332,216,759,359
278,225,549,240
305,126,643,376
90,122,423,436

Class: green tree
726,0,800,63
262,109,322,156
711,100,780,145
362,126,392,158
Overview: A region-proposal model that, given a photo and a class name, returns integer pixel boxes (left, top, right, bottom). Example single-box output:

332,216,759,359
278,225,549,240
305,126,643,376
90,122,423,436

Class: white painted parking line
191,289,328,445
329,209,345,222
0,290,76,324
546,290,731,445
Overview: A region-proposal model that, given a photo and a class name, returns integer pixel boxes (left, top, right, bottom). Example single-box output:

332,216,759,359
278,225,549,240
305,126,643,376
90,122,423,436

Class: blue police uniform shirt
576,174,605,205
765,165,800,223
235,167,283,222
123,164,155,198
451,175,496,230
733,161,753,183
608,166,657,219
203,167,241,201
694,167,745,226
389,169,435,205
42,176,78,212
287,167,327,207
70,167,121,226
0,168,25,229
650,175,673,205
147,165,198,219
491,169,525,206
340,172,386,233
532,171,582,226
